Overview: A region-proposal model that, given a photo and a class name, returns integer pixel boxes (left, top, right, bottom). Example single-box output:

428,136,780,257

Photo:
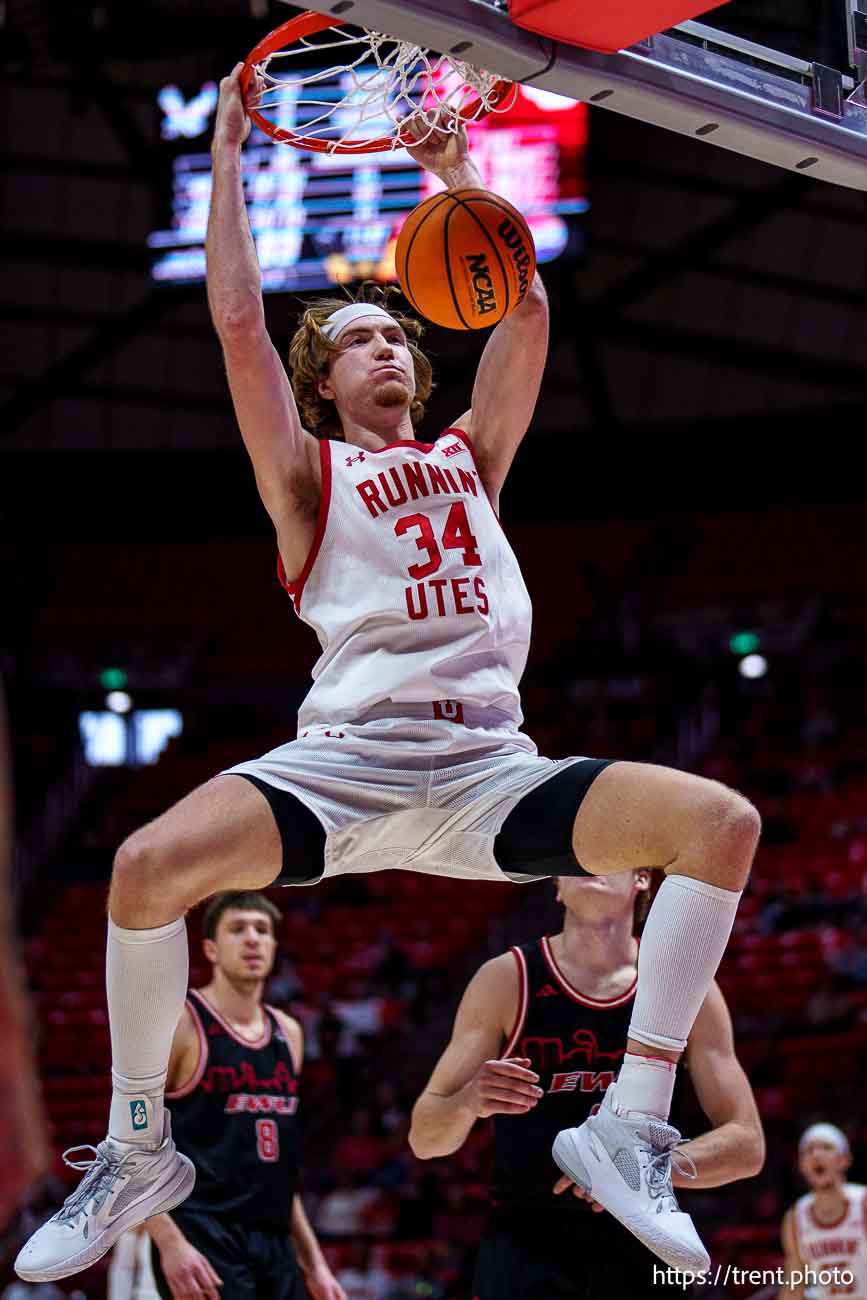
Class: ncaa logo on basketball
466,253,498,316
497,219,532,303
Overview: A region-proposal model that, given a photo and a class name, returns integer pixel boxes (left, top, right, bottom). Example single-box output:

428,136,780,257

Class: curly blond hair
287,283,434,441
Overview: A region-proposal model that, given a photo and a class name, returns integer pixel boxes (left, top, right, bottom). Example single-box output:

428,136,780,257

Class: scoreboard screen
148,75,587,292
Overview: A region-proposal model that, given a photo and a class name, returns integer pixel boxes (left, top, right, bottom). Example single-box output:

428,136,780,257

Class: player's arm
777,1209,806,1299
291,1196,347,1300
273,1012,345,1300
207,65,320,579
146,1216,223,1300
409,953,542,1159
272,1007,304,1073
164,1003,201,1096
672,980,766,1189
405,126,548,508
146,1006,223,1299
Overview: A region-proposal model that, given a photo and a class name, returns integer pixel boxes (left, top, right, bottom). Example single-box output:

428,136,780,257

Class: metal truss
289,0,867,189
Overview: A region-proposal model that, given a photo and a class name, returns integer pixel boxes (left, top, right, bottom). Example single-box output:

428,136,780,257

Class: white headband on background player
321,303,401,343
799,1123,850,1156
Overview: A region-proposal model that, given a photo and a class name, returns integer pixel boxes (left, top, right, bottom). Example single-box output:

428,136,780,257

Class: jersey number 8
255,1117,280,1163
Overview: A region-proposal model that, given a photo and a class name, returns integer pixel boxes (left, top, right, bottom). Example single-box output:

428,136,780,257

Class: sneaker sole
552,1127,710,1274
15,1154,195,1283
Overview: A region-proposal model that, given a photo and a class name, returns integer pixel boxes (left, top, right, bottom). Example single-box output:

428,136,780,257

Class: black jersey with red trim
491,935,681,1212
166,990,300,1227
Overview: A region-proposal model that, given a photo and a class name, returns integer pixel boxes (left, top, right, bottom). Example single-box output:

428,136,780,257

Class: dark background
3,3,867,1297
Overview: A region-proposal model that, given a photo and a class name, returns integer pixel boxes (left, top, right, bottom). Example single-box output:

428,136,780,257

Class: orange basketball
395,188,537,331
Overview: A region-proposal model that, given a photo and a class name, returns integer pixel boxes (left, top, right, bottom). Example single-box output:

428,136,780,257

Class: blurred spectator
431,1184,487,1250
372,933,413,993
333,1108,390,1174
315,1173,389,1240
335,1243,391,1300
333,980,386,1054
0,685,48,1229
827,916,867,986
267,952,304,1003
1,1286,83,1299
372,1082,406,1136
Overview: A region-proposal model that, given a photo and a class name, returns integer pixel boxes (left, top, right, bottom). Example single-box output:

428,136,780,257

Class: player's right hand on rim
159,1236,223,1300
213,63,260,151
465,1056,543,1118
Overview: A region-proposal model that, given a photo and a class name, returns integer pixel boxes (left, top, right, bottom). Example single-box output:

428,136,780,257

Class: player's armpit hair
287,282,434,441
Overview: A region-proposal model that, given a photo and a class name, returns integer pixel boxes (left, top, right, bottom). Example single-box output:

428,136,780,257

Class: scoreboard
148,74,588,292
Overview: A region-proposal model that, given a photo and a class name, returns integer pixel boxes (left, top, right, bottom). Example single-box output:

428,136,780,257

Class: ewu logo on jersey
225,1093,299,1116
520,1028,625,1095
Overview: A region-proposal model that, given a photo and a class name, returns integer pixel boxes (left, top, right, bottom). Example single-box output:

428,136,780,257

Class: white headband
321,303,400,342
799,1124,850,1155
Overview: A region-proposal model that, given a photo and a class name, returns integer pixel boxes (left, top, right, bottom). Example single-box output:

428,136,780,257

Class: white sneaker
552,1084,709,1274
15,1113,194,1282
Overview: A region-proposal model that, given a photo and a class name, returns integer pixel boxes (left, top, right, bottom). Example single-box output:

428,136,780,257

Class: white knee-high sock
106,916,188,1146
628,873,741,1057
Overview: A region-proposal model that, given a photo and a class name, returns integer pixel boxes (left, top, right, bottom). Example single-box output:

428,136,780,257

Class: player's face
210,908,277,982
556,870,648,920
799,1140,848,1190
321,319,416,416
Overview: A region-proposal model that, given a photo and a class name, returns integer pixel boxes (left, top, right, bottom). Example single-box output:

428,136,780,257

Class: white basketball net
248,25,516,150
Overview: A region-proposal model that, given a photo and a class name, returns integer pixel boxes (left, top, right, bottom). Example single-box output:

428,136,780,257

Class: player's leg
105,774,285,1148
568,761,758,1076
15,774,306,1283
550,760,758,1272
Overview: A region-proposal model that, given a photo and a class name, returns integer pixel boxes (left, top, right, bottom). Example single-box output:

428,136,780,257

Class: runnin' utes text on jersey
279,429,533,730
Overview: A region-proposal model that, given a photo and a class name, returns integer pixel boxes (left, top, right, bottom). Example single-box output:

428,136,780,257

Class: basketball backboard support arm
282,0,867,189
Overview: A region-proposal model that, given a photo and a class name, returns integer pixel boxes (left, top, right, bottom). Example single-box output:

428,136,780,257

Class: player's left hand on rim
402,106,469,176
553,1173,604,1212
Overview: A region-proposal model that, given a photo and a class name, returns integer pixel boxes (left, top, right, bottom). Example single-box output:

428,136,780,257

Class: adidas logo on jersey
536,984,558,998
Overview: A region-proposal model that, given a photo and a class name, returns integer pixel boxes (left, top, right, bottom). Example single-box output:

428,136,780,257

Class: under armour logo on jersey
536,984,558,998
345,452,366,466
441,441,464,458
323,729,345,738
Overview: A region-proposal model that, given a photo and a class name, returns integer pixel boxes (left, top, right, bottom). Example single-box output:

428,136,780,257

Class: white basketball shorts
222,703,611,887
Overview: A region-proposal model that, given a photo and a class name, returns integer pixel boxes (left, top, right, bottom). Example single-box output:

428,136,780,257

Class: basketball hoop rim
240,9,515,154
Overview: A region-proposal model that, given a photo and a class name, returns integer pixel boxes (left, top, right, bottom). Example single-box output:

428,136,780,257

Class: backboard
280,0,867,189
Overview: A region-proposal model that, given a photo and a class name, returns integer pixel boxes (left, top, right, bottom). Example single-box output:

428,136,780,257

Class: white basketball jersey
280,429,533,730
794,1184,867,1299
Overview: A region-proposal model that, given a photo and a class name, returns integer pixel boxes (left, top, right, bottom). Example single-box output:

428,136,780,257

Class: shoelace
647,1143,698,1214
54,1144,137,1226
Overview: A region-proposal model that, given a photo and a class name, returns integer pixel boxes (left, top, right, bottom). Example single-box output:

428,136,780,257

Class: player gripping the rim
17,65,761,1283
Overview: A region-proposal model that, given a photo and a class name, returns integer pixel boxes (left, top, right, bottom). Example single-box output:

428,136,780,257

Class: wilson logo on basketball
466,253,498,316
498,218,532,303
